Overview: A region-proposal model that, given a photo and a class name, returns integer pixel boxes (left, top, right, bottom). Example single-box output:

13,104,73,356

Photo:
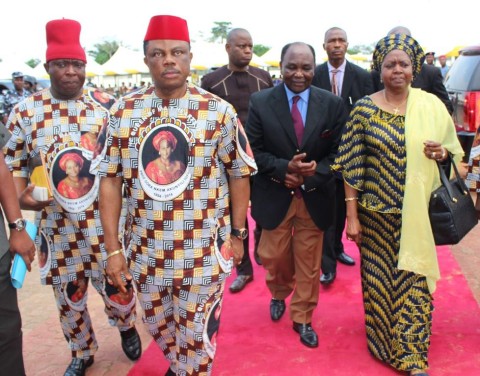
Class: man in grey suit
246,42,347,348
312,27,374,285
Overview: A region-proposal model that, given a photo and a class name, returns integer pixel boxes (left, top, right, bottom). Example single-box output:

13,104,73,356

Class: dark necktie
291,96,304,144
331,69,339,96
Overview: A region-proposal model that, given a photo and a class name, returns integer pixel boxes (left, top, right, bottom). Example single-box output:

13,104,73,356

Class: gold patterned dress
333,96,432,372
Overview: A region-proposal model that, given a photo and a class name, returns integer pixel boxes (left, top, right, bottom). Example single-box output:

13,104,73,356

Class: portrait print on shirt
139,122,191,201
235,118,256,169
37,230,53,280
50,147,98,213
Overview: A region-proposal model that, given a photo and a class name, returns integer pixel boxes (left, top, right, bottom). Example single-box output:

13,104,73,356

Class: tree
209,22,232,44
254,44,270,57
26,58,41,68
88,40,120,65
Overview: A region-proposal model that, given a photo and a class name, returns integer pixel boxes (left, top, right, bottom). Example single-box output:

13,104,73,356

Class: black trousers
321,177,346,274
0,251,25,376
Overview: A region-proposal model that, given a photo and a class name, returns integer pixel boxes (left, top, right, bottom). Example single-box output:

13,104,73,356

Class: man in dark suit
246,42,347,348
371,26,453,114
312,27,374,285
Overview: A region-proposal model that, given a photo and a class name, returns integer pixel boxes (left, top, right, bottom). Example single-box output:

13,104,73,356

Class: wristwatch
231,228,248,240
8,218,26,232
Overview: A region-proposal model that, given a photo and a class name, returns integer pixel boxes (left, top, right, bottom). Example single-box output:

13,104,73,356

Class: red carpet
129,214,480,376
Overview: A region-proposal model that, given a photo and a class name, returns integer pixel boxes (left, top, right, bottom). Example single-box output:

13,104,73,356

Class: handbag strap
436,154,467,202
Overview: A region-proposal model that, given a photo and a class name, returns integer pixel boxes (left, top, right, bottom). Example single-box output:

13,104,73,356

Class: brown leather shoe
229,275,253,293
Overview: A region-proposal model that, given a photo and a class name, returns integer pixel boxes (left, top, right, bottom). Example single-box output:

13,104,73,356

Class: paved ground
16,198,480,375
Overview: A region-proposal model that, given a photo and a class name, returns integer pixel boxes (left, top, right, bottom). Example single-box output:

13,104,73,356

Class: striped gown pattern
334,97,433,371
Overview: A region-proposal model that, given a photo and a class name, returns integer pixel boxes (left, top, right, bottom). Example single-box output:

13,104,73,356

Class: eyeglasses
50,60,86,70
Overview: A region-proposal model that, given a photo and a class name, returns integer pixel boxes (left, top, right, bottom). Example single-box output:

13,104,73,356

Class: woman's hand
345,215,362,249
424,140,448,162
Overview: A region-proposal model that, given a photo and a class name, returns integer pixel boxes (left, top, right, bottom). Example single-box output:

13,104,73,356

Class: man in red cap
99,15,256,376
4,18,141,376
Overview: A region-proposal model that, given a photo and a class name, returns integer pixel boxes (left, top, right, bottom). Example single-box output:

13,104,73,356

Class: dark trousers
0,251,25,376
321,178,346,274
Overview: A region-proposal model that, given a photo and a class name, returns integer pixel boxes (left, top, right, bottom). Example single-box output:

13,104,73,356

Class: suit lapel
302,88,326,146
269,86,299,147
341,61,353,100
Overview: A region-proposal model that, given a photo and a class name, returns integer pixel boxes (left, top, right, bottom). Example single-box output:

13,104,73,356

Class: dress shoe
120,327,142,361
320,272,336,285
293,322,318,348
229,274,253,293
337,252,355,266
270,299,286,321
165,367,176,376
64,356,94,376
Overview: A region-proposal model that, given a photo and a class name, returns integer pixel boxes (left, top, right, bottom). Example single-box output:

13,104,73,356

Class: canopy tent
29,57,104,79
445,45,467,57
0,57,35,79
260,46,282,67
100,46,148,75
190,42,227,70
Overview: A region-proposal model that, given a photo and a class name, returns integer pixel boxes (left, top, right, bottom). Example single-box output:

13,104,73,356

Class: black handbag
428,156,478,245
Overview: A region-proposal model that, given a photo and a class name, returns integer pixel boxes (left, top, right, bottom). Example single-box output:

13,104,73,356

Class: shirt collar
283,84,310,104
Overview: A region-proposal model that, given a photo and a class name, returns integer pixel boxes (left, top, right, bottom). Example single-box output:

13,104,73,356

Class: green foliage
254,44,270,57
209,22,232,43
88,40,120,65
348,43,375,55
26,58,41,68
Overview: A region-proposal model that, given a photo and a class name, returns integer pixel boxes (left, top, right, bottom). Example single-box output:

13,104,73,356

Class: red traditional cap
144,15,190,43
46,19,86,63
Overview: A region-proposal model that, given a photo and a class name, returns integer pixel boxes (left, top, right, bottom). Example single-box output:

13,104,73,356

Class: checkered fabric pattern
99,84,256,286
4,88,113,285
137,282,224,375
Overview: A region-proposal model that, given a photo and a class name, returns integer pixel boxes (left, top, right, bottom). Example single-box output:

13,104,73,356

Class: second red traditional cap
45,18,86,63
144,15,190,43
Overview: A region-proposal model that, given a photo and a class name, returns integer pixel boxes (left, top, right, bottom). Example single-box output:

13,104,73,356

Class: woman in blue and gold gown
333,34,463,376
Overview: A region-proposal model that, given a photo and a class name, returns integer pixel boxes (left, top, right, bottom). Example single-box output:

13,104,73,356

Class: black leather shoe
120,327,142,361
293,322,318,348
270,299,286,321
320,272,336,285
229,275,253,293
337,252,355,266
64,356,94,376
165,367,176,376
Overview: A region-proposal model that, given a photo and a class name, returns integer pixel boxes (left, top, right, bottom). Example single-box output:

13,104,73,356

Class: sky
1,0,479,64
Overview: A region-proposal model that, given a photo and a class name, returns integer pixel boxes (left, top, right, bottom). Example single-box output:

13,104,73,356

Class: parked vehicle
444,45,480,160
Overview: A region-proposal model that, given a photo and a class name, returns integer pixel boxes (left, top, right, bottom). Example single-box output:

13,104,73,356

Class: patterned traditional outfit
333,33,463,373
4,87,136,359
467,127,480,192
99,83,256,375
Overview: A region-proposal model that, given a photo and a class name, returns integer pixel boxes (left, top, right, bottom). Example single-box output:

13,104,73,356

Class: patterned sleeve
97,102,123,178
467,126,480,192
3,111,29,178
332,98,369,191
217,103,257,178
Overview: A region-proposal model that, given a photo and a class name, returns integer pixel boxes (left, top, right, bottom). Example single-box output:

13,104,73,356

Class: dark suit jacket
245,85,347,231
312,60,374,113
371,64,453,114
